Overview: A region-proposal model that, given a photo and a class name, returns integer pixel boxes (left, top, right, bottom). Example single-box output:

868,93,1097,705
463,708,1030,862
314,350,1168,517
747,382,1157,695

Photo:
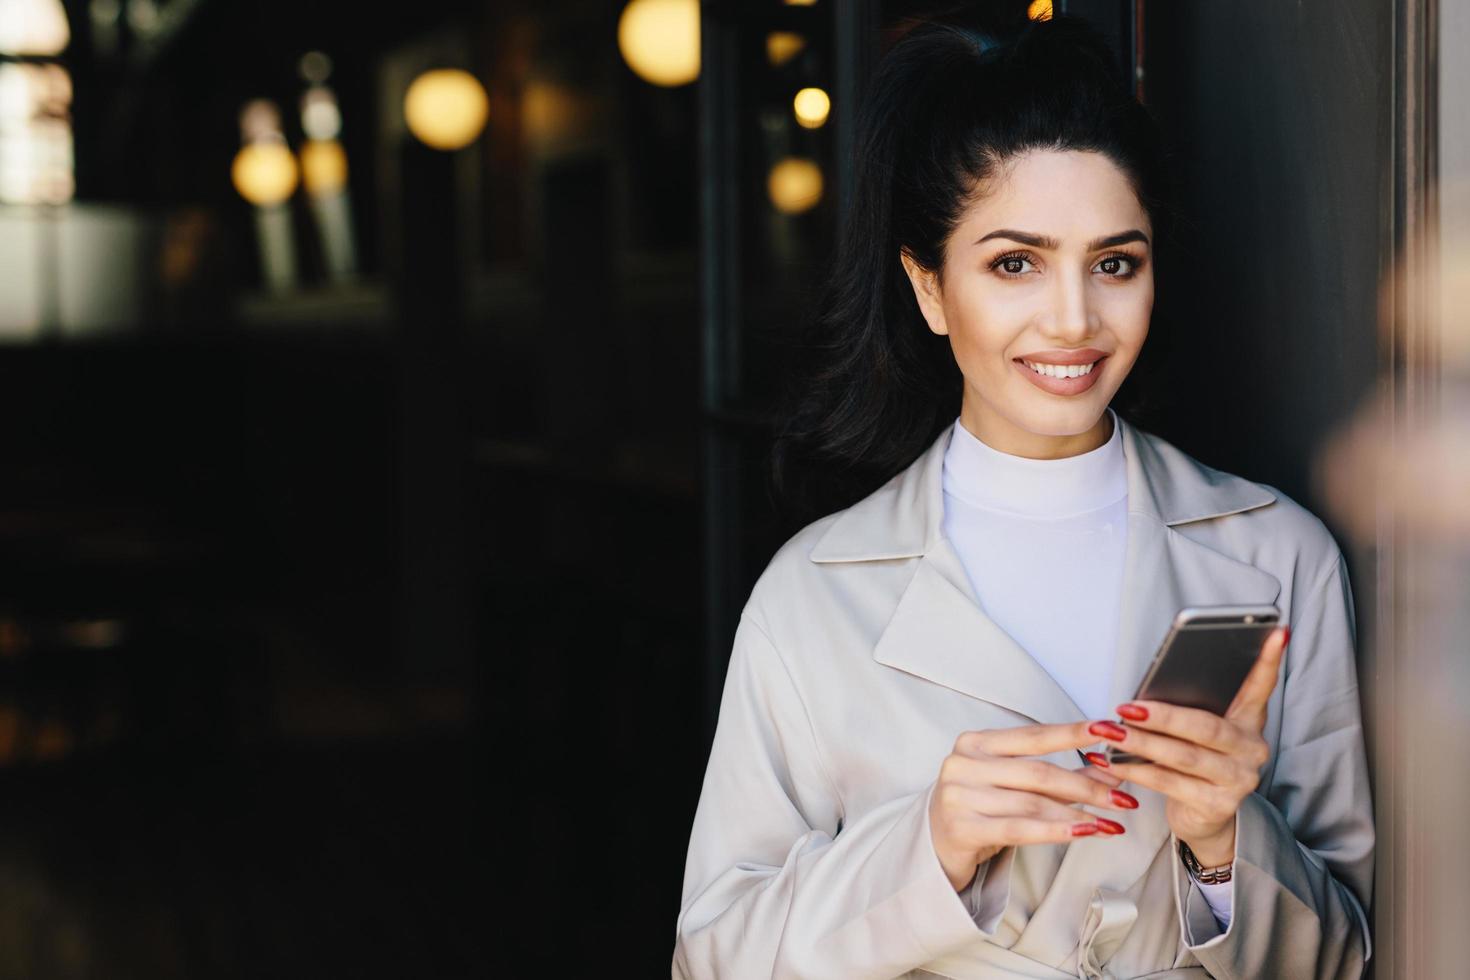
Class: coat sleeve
1172,548,1374,979
671,611,1007,979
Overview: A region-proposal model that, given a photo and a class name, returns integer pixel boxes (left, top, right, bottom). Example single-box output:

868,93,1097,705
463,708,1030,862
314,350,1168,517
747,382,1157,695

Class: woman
672,10,1372,980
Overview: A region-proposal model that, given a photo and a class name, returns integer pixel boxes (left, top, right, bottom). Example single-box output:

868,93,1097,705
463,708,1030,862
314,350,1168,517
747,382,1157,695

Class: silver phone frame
1101,603,1282,765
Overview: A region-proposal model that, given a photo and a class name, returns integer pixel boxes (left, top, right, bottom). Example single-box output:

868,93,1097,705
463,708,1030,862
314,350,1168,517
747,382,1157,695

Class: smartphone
1104,604,1282,765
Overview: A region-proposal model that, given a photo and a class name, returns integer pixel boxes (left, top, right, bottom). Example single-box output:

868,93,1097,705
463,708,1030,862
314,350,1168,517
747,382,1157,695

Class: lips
1017,347,1110,366
1013,353,1107,395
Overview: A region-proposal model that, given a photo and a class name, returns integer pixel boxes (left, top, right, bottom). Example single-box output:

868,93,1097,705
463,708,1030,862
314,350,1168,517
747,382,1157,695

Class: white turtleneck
940,406,1235,931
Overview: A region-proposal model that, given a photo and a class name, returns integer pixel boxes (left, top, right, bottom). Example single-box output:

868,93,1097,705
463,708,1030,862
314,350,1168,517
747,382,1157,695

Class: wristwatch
1179,839,1234,884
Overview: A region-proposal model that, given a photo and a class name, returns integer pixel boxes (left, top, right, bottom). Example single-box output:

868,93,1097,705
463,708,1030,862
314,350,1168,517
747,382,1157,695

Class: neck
957,403,1116,459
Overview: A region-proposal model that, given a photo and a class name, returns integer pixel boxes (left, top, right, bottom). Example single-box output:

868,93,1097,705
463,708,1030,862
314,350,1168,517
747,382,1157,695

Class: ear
898,249,949,337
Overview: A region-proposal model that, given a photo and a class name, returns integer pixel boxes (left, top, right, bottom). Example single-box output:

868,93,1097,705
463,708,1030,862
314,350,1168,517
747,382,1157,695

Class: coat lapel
1107,419,1283,710
870,534,1091,726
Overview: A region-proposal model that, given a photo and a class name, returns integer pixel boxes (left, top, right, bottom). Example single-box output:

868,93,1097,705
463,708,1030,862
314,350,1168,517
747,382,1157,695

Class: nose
1046,265,1095,343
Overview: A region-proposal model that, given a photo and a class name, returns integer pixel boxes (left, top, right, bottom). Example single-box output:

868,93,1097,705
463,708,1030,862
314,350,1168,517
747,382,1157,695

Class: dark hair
767,7,1178,528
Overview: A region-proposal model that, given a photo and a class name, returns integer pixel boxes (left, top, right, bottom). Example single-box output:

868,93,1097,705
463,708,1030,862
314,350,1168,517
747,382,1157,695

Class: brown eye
1096,255,1136,277
993,253,1035,276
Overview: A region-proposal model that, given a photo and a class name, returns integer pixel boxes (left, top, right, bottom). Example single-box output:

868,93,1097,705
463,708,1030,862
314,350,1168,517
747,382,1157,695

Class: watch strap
1179,838,1234,884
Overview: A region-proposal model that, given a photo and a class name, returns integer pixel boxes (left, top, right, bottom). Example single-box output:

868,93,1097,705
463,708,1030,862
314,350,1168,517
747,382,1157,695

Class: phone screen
1104,605,1280,765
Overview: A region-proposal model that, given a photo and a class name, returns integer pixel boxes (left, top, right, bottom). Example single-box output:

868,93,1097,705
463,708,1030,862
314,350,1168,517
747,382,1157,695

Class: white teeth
1023,359,1097,378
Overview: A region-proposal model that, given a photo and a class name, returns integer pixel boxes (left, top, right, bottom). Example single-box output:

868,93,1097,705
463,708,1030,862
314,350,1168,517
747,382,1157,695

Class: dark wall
1140,1,1385,523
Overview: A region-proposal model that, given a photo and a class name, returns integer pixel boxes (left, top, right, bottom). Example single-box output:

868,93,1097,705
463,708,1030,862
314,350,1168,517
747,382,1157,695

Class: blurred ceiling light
617,0,699,88
404,68,489,151
300,50,333,85
301,87,342,141
0,0,70,55
783,0,818,6
766,32,806,68
793,87,829,129
232,139,299,207
299,138,347,195
1027,0,1054,21
768,156,822,215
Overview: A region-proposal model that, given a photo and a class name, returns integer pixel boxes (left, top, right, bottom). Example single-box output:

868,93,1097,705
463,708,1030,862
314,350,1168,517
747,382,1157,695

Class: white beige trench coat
671,414,1373,980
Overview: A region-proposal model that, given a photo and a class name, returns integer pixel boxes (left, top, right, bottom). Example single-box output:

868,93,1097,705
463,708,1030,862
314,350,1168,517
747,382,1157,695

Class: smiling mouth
1016,356,1106,379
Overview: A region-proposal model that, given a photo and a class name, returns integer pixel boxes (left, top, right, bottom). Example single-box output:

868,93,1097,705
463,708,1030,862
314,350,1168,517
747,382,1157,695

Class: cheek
943,285,1029,358
1099,282,1154,338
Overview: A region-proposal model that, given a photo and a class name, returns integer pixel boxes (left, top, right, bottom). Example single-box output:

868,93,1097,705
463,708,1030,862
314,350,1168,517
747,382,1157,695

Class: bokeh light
231,140,299,206
766,32,806,68
767,157,822,214
793,87,829,129
301,88,343,142
404,68,489,151
617,0,700,88
299,138,348,195
1027,0,1054,21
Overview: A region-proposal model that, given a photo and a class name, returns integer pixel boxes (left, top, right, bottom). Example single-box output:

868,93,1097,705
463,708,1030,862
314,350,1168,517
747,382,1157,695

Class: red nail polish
1281,625,1290,646
1110,789,1139,810
1071,822,1099,837
1116,703,1149,721
1084,751,1111,768
1095,818,1126,835
1088,721,1127,742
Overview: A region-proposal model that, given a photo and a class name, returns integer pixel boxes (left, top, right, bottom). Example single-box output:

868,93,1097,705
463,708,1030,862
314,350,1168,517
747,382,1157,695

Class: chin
1013,398,1112,435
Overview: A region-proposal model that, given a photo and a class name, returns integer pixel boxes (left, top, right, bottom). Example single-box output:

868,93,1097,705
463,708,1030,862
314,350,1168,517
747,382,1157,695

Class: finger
957,721,1104,759
951,784,1101,825
974,755,1137,811
1226,626,1288,728
1077,764,1125,789
1108,759,1220,810
1098,723,1237,783
1111,701,1252,756
968,814,1117,847
1079,750,1127,786
1032,770,1124,807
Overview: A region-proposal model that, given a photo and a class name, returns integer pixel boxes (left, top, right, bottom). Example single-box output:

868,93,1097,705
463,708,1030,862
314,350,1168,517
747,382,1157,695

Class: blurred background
0,0,1463,976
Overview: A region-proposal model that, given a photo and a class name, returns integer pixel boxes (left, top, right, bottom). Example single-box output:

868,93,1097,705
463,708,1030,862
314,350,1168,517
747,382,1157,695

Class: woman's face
899,148,1154,459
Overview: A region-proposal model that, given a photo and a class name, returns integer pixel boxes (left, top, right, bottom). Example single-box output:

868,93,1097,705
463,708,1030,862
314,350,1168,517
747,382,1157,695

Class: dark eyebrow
974,228,1150,251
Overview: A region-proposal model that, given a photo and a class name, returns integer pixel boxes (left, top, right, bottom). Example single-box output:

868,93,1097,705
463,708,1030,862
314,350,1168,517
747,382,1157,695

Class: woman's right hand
928,721,1138,892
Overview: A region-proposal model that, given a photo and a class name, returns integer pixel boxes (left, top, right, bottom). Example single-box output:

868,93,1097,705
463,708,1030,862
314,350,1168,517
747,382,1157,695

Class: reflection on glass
298,59,358,281
767,31,806,68
232,99,299,292
0,62,73,204
0,0,70,56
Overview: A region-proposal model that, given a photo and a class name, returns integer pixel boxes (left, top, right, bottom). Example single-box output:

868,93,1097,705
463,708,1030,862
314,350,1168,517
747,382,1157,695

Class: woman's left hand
1092,625,1290,867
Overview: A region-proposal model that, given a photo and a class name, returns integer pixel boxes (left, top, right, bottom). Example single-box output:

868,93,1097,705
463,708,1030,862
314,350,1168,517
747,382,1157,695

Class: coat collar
808,411,1277,564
